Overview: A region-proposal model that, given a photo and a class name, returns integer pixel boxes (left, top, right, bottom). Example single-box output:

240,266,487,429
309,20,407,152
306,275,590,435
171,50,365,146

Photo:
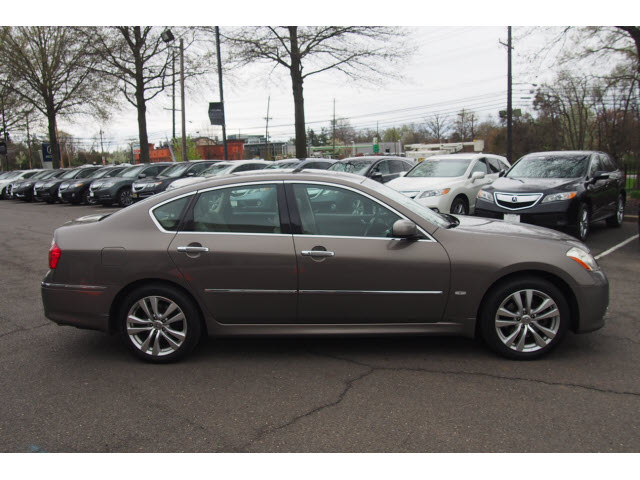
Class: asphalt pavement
0,199,638,452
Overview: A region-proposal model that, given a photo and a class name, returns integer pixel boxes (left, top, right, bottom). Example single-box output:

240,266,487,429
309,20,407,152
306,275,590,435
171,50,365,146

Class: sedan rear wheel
480,277,569,359
120,285,201,363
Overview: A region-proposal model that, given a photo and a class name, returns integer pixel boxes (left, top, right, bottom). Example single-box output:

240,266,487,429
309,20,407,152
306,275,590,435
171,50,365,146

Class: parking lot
0,199,639,452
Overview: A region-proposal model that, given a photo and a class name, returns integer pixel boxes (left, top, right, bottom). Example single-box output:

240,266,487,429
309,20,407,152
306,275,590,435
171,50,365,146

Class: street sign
208,102,225,126
0,141,6,155
42,143,53,162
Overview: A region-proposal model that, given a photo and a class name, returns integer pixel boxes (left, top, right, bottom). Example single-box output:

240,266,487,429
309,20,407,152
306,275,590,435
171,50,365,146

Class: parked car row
2,150,626,241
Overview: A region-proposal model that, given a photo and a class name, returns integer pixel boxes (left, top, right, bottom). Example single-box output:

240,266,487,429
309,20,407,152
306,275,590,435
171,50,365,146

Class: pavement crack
0,322,52,339
310,351,640,398
232,364,374,452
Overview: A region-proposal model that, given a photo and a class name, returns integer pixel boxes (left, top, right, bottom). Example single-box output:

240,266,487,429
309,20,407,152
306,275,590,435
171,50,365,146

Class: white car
386,154,510,215
0,170,41,199
166,160,270,191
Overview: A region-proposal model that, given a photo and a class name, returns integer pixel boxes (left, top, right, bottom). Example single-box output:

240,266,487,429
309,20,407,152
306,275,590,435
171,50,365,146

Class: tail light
49,240,62,269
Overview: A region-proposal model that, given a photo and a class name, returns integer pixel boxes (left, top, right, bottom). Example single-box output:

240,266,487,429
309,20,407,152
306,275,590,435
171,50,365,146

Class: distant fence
623,163,640,191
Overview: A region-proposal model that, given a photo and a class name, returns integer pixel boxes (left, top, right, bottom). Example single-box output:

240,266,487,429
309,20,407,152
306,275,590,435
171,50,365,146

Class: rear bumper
41,280,113,332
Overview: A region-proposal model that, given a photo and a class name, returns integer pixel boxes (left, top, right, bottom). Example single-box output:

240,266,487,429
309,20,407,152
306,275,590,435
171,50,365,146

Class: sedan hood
450,214,584,246
486,177,581,192
387,176,461,192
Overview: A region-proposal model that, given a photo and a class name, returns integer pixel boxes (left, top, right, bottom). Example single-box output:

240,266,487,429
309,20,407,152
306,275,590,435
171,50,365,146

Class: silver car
42,170,608,362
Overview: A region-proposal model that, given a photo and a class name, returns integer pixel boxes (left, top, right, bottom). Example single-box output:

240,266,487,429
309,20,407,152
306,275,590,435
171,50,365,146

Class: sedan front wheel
480,277,569,360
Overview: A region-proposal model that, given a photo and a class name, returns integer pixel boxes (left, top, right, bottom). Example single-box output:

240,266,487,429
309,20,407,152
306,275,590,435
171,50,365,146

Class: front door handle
177,246,210,253
301,250,335,258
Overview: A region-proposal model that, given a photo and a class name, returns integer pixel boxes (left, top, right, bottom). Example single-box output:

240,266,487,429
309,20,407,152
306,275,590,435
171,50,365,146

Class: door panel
168,183,298,324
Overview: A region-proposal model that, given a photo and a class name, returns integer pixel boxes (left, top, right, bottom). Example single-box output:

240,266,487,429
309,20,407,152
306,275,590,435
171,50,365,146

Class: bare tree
0,27,112,168
87,27,210,163
424,114,451,143
223,26,408,157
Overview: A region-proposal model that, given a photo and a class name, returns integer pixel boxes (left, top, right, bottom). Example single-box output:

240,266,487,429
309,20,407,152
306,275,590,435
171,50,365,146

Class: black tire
0,187,8,200
571,203,589,241
119,284,202,363
479,276,569,360
117,188,133,208
450,196,469,215
606,194,624,228
80,189,91,205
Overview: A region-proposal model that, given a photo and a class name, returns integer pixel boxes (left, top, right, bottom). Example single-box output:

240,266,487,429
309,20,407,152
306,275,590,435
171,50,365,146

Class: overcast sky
5,1,628,152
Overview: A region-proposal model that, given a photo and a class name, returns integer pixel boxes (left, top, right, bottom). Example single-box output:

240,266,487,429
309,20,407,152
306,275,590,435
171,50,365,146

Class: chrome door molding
299,290,443,295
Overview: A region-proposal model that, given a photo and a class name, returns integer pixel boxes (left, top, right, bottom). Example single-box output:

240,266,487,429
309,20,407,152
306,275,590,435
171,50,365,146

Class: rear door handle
301,250,335,258
177,246,210,253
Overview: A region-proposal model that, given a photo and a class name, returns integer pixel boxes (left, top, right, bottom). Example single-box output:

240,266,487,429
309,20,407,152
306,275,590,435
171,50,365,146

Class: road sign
42,143,53,162
208,102,225,126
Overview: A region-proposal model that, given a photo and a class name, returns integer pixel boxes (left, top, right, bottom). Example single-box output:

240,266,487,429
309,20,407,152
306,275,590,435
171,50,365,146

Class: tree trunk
45,100,61,169
288,27,307,158
134,27,150,164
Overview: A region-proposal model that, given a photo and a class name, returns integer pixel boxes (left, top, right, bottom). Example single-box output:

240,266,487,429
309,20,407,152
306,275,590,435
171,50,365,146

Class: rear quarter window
152,196,191,231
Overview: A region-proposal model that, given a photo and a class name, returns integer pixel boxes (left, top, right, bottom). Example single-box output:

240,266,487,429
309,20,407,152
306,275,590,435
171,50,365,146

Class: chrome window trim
493,192,544,211
148,191,197,234
285,180,437,242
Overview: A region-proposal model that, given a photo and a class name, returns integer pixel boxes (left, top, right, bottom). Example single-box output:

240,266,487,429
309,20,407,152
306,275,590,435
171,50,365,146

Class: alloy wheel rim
579,209,588,239
126,296,187,357
121,191,133,206
616,198,624,223
494,289,560,353
453,202,467,215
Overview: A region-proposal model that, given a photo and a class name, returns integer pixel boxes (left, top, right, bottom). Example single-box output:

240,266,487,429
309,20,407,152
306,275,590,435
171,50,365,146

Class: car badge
512,196,518,203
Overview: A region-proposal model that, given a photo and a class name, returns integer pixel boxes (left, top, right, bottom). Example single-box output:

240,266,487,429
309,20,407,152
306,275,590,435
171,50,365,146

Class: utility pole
26,112,33,169
99,129,105,165
172,51,176,141
215,27,228,161
332,98,336,155
264,96,271,160
1,105,8,171
507,26,513,162
180,38,187,162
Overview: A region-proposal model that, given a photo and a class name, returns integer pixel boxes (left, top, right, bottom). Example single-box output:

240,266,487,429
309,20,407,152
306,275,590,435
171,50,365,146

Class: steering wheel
363,215,391,237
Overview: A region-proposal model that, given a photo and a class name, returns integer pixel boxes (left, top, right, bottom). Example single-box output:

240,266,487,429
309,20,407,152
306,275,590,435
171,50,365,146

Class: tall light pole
162,29,188,161
507,26,513,163
215,27,228,160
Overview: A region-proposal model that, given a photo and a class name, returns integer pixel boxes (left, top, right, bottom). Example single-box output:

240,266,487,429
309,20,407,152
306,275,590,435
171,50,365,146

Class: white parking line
594,234,640,260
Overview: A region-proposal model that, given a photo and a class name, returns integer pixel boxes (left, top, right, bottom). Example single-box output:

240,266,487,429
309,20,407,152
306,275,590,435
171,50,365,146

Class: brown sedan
41,170,608,362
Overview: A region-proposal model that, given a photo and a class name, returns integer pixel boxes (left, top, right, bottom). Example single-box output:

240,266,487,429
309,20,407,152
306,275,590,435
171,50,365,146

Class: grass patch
630,190,640,200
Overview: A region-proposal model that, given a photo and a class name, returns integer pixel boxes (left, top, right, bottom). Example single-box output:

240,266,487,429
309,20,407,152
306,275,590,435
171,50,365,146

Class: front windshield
507,154,589,179
407,158,471,178
105,168,125,177
4,171,21,179
201,163,232,176
87,168,113,179
160,163,191,178
265,161,299,169
328,160,374,175
365,180,451,229
40,170,60,180
119,165,146,178
75,168,100,179
61,169,82,179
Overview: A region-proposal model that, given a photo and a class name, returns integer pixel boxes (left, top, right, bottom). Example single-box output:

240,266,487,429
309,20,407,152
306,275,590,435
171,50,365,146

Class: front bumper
475,197,578,228
60,187,84,202
90,187,119,203
572,270,609,333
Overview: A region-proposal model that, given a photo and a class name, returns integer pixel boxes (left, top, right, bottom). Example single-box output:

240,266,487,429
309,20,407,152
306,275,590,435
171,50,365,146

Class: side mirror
370,172,384,182
398,171,407,177
186,172,195,177
471,171,485,181
392,219,419,239
138,173,147,179
498,170,506,177
593,171,610,182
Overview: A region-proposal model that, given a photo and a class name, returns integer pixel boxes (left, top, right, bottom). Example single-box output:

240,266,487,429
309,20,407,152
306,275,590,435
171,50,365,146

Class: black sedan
131,161,219,201
475,151,626,241
37,166,103,204
328,156,414,183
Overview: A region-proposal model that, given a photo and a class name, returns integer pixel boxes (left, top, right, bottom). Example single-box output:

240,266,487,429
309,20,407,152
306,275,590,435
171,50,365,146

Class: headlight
101,181,116,188
477,189,494,203
566,247,599,271
72,182,85,188
419,188,450,198
542,192,577,203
